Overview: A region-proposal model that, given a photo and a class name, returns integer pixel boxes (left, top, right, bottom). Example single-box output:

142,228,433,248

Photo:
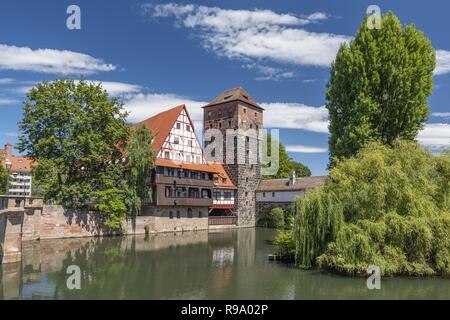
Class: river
1,228,449,299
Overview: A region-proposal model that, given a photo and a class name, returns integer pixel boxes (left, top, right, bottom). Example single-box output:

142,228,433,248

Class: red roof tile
2,156,36,173
209,162,237,189
133,104,185,153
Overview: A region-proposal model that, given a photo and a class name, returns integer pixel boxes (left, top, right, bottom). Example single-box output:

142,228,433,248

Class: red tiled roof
155,158,218,173
2,156,36,173
133,104,185,153
256,176,328,192
209,162,237,189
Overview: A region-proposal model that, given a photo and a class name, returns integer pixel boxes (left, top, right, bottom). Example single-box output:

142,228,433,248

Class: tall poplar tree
326,12,436,164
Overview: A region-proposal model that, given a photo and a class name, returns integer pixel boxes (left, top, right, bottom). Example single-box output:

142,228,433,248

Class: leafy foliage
326,12,435,164
264,207,285,229
124,125,155,215
294,141,450,276
18,79,154,228
0,164,7,194
273,230,295,256
262,133,311,179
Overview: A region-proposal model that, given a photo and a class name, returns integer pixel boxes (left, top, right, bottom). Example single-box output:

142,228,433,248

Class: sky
0,0,449,175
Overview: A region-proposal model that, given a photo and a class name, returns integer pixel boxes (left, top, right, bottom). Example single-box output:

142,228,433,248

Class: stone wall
0,211,24,264
255,201,292,226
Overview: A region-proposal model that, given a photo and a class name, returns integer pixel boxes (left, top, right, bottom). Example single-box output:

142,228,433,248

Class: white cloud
123,92,207,123
0,44,116,75
142,3,350,68
431,112,450,119
435,50,450,76
1,132,18,137
261,102,329,133
79,80,142,96
0,78,14,84
286,145,328,153
0,98,20,105
417,123,450,148
242,64,294,81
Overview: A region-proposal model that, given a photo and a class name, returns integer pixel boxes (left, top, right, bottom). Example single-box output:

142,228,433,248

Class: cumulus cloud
0,44,116,75
0,97,20,105
261,102,329,133
417,123,450,149
285,145,328,153
123,92,207,123
435,50,450,76
122,91,329,136
431,112,450,119
242,64,294,81
142,3,350,68
0,78,15,84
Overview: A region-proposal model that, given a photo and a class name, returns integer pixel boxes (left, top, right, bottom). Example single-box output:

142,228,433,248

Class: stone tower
203,87,264,227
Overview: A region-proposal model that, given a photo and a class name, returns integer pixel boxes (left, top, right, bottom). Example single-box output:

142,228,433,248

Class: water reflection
1,228,449,299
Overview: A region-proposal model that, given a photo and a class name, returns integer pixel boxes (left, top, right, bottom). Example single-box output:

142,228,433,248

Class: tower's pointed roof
133,104,185,152
203,86,263,109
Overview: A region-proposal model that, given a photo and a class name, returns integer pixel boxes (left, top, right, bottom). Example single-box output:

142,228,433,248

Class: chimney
4,143,13,157
289,170,296,186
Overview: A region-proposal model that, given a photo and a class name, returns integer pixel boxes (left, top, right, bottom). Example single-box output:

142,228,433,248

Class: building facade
202,87,264,227
1,143,34,197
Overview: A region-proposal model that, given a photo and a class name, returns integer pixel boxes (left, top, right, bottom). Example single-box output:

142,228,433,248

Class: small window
250,124,253,129
222,178,227,184
218,110,222,116
246,177,249,183
187,208,193,218
186,154,191,163
208,111,212,118
169,211,173,219
198,211,203,218
219,122,222,128
263,192,266,198
254,112,257,117
176,122,181,129
228,120,232,127
176,211,180,219
243,108,247,114
164,151,170,159
210,124,213,129
174,137,179,144
245,191,248,197
186,125,191,131
272,192,275,197
196,156,201,164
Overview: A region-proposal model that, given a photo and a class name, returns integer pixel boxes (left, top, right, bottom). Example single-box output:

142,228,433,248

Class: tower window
228,120,232,127
243,108,247,114
255,112,257,117
219,122,222,128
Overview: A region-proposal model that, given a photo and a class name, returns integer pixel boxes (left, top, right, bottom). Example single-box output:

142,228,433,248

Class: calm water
1,228,449,299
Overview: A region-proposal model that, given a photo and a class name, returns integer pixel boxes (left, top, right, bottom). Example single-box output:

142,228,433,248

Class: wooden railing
208,215,237,226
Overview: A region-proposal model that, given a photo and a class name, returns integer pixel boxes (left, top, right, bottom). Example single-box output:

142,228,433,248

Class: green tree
18,79,129,206
124,124,155,214
0,164,7,194
264,207,285,229
262,133,311,179
18,79,154,228
294,140,450,276
326,12,435,164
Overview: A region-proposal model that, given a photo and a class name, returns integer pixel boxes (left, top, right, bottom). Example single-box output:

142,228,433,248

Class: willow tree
294,140,450,276
124,124,155,215
326,12,435,164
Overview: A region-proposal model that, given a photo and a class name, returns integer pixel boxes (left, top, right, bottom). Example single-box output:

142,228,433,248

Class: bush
295,141,450,276
273,230,295,256
264,207,285,229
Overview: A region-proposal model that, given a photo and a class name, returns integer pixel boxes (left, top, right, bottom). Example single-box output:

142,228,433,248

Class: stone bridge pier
0,210,24,264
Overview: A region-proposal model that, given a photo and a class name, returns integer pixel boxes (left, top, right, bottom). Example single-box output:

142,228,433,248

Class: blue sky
0,0,449,175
